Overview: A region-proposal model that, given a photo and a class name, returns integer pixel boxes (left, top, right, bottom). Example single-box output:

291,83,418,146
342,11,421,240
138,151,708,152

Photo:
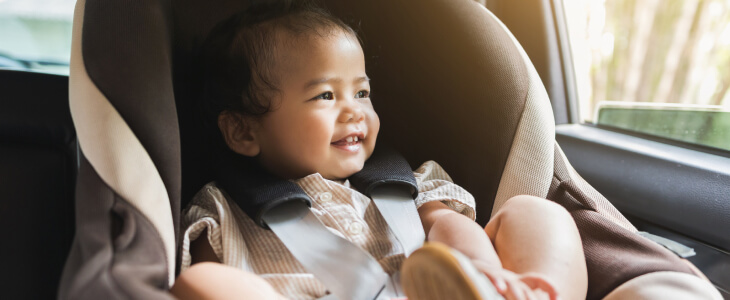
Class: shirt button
319,192,333,202
348,222,364,235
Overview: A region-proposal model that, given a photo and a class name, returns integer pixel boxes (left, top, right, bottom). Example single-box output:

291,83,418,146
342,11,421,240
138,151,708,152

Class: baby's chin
321,160,366,181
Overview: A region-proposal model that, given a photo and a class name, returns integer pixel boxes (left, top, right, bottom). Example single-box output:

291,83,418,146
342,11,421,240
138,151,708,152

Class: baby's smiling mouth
331,133,365,152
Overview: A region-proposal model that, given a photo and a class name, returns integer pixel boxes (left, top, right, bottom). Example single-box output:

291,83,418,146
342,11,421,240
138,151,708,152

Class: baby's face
253,29,379,180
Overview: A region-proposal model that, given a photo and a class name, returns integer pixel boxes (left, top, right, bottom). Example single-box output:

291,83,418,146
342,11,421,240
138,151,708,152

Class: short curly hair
199,1,359,130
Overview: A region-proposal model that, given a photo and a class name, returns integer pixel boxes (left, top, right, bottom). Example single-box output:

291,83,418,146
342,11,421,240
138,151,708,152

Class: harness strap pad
350,145,419,199
217,153,312,228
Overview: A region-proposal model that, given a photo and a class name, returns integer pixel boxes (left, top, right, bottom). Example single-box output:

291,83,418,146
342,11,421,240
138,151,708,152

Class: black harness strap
350,144,419,199
216,145,418,229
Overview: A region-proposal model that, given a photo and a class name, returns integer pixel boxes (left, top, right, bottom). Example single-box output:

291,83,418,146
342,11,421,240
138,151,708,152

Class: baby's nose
339,101,365,123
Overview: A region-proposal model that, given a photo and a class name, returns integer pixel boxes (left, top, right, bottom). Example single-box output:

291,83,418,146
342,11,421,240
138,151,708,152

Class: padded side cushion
82,0,180,235
61,0,176,294
59,157,174,300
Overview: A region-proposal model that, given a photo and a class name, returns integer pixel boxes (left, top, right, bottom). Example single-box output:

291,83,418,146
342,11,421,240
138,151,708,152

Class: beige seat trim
70,0,175,285
483,6,555,216
602,271,723,300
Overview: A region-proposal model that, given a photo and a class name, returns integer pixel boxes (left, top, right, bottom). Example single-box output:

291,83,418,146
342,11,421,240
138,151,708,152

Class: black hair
200,1,359,132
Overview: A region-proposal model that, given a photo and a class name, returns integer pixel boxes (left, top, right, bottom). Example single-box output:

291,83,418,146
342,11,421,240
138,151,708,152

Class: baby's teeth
354,136,359,142
346,136,353,142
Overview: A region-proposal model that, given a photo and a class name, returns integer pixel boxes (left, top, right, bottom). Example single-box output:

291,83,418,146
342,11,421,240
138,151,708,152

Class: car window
0,0,75,75
562,0,730,151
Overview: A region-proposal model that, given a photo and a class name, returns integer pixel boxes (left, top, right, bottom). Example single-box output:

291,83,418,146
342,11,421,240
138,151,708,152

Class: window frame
546,0,730,157
493,0,730,296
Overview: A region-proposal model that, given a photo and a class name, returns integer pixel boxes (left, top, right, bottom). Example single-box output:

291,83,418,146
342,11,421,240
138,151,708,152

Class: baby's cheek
293,123,324,147
369,110,380,134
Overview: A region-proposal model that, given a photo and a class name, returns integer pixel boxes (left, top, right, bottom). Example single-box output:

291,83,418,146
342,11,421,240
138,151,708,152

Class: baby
171,2,588,300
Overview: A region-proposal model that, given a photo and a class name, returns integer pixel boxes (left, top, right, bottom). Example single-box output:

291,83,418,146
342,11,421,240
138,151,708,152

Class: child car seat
59,0,722,299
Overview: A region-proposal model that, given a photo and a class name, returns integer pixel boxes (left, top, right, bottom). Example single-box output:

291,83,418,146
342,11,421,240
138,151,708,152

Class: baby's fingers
470,260,508,293
506,277,555,300
503,278,532,300
519,273,559,300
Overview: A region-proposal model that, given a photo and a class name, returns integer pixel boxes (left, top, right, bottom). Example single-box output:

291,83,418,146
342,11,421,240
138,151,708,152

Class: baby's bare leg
421,201,503,270
170,262,286,299
485,195,587,300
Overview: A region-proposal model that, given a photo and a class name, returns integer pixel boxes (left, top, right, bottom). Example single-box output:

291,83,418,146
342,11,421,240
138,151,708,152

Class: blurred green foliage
598,107,730,150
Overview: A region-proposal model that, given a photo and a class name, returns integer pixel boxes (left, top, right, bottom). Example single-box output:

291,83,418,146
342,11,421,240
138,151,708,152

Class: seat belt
263,188,423,300
349,145,426,256
370,185,425,256
369,185,425,299
263,201,388,300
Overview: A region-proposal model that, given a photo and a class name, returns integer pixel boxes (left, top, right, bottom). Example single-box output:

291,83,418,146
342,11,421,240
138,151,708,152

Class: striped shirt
180,160,476,300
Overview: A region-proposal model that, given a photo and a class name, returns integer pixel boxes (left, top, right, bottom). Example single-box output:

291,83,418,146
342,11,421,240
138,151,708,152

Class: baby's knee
500,195,571,221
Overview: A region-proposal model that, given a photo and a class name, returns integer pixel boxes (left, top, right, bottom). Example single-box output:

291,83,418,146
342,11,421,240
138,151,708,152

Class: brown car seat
59,0,721,299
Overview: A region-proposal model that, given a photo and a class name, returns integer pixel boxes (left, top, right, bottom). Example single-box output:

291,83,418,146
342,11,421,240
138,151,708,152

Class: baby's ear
218,111,260,157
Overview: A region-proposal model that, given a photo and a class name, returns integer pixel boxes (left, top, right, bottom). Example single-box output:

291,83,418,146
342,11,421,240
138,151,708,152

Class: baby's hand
471,260,559,300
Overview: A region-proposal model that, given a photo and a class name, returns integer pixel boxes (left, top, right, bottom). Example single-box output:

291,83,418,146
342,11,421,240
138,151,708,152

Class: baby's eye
313,92,334,100
355,90,370,98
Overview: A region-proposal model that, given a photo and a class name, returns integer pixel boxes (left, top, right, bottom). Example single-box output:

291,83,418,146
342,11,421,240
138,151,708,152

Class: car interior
0,0,728,299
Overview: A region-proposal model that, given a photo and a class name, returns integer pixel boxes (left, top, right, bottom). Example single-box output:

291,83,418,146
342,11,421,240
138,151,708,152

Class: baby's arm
174,184,288,299
171,231,287,300
171,261,286,300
